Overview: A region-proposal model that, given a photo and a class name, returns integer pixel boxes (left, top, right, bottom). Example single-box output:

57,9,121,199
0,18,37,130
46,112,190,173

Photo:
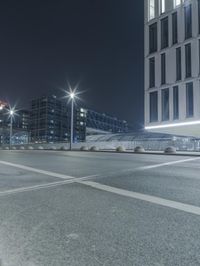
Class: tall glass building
145,0,200,137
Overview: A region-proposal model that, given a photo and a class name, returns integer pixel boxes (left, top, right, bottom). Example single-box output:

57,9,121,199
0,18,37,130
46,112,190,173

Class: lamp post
9,109,14,150
69,92,75,151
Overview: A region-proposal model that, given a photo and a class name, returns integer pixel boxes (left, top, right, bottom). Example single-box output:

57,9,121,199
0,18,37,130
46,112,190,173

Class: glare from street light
10,110,14,116
70,92,75,100
9,109,15,116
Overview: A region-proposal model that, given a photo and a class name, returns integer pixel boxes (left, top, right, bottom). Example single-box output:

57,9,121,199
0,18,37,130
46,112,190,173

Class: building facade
85,109,129,134
145,0,200,137
0,101,30,145
30,95,86,143
29,95,130,143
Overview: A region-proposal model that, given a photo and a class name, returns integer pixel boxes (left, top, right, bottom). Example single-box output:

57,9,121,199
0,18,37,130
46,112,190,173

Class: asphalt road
0,150,200,266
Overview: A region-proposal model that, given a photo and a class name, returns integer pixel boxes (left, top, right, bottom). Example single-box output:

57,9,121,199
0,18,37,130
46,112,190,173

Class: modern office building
30,95,129,143
85,109,129,135
0,101,30,145
145,0,200,137
30,95,86,143
0,101,9,127
15,110,30,130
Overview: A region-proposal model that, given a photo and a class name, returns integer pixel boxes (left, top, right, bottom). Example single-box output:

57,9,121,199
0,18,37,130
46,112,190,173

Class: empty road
0,150,200,266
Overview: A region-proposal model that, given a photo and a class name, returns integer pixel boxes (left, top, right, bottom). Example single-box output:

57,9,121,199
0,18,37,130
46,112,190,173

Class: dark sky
0,0,144,129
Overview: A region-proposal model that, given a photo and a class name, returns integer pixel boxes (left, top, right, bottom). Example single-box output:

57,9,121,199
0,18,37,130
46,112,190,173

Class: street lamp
65,86,82,150
9,108,15,150
69,91,76,151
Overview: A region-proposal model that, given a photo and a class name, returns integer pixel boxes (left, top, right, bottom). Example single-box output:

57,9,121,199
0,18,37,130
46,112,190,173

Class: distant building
145,0,200,137
0,101,9,128
84,108,129,135
14,110,30,130
30,95,86,143
30,95,129,143
0,101,29,145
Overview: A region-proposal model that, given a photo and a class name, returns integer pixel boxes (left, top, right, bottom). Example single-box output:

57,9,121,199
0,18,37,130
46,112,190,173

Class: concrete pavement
0,150,200,265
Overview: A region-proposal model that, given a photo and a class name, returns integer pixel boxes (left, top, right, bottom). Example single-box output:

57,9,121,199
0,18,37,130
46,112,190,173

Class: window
149,0,155,21
149,22,157,53
184,4,192,40
172,12,178,44
150,91,158,122
173,86,179,120
185,43,192,78
149,57,155,88
161,53,166,84
186,82,194,117
162,88,169,121
161,0,166,14
174,0,181,8
176,47,182,81
161,17,169,49
198,0,200,35
199,40,200,73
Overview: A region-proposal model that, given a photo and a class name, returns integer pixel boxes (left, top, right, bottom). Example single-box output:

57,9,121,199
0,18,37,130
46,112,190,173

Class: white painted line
0,160,75,180
0,175,99,197
128,157,200,172
80,181,200,216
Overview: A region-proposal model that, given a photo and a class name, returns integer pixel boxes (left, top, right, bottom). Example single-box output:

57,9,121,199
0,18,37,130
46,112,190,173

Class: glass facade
149,22,157,54
173,86,179,120
176,47,182,81
186,82,194,118
149,57,155,88
161,53,166,85
174,0,181,8
146,0,199,130
172,12,178,45
161,0,166,14
184,4,192,40
198,0,200,34
162,88,169,121
149,0,155,21
30,96,129,143
161,17,169,49
150,91,158,122
185,43,191,78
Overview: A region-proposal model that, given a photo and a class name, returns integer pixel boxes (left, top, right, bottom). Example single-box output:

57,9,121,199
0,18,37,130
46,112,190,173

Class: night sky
0,0,144,129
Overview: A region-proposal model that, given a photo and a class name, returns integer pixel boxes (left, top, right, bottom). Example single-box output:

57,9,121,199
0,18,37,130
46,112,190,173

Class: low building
84,108,129,135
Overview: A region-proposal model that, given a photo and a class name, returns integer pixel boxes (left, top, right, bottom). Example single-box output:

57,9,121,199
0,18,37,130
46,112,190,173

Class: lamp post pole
9,114,13,150
70,96,74,151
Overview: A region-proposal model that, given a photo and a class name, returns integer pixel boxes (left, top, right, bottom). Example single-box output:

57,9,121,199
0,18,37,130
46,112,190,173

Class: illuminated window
161,0,166,14
149,0,155,20
174,0,181,8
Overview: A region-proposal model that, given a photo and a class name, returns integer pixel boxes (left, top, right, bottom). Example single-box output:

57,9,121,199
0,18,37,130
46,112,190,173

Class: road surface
0,150,200,266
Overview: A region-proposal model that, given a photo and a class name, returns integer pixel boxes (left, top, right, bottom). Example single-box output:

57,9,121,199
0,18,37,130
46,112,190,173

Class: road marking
127,157,200,172
0,175,98,197
0,160,76,180
79,181,200,216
